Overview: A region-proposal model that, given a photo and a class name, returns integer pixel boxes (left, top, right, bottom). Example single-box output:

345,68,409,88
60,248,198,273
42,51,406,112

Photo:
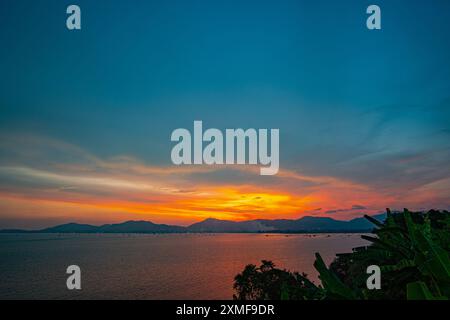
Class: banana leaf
381,259,415,272
313,253,358,299
406,281,446,300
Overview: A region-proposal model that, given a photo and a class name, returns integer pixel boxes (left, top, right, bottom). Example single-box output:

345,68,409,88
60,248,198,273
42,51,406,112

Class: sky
0,0,449,228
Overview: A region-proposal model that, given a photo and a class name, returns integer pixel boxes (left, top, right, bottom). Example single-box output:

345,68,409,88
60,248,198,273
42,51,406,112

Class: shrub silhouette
233,260,322,300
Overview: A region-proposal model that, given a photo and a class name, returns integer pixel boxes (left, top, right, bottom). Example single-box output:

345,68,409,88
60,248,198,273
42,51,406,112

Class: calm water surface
0,233,369,299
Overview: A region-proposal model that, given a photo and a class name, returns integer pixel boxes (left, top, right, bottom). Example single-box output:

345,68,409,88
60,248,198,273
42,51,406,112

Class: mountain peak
2,214,385,234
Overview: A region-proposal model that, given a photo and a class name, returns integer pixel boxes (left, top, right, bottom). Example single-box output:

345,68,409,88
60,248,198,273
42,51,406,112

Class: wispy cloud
0,133,448,228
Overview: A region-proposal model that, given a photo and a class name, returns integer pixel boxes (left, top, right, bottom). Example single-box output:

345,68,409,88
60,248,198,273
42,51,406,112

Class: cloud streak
1,133,448,229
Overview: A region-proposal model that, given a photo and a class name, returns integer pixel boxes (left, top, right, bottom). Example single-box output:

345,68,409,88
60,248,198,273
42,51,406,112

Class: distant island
0,213,385,234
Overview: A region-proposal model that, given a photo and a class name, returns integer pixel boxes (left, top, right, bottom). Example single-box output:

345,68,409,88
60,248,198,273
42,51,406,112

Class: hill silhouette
0,213,385,233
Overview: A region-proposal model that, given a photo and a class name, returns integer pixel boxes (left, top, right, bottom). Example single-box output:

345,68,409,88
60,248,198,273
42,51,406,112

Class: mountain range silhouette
0,214,385,233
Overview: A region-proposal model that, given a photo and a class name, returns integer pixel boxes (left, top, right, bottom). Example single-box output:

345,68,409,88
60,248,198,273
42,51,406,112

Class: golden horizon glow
0,135,449,228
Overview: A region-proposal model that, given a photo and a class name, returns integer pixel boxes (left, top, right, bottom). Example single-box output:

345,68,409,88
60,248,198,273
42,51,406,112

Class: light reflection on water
0,233,369,299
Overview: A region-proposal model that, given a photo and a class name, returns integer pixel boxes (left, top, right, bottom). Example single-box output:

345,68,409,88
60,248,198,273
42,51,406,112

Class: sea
0,233,369,299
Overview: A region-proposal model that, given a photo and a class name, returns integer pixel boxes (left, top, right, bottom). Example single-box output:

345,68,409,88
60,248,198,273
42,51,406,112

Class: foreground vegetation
233,209,450,300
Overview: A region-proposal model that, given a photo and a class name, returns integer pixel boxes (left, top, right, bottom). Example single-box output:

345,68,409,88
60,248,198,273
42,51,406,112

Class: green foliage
326,209,450,300
313,253,360,299
406,281,446,300
234,208,450,300
233,260,323,300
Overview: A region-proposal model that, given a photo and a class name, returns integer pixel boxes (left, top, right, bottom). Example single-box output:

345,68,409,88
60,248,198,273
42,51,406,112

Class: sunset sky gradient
1,0,449,228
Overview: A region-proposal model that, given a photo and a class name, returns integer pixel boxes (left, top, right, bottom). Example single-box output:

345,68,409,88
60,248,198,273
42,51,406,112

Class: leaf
420,241,450,282
280,282,290,300
313,253,358,299
361,235,409,258
406,281,446,300
364,214,384,228
385,208,397,228
381,259,415,272
404,210,450,281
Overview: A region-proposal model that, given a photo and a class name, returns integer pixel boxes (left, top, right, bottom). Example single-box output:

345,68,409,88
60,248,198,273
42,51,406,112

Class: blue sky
0,0,449,227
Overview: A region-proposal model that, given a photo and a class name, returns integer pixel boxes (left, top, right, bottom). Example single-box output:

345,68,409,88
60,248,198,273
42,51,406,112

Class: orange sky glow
0,136,448,229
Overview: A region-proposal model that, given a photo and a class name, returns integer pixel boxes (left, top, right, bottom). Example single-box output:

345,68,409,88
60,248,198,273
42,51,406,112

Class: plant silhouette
233,209,450,300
